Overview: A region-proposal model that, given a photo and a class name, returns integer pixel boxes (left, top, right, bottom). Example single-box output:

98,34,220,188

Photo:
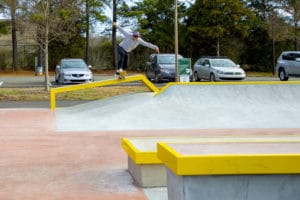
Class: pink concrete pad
0,109,55,133
1,109,300,199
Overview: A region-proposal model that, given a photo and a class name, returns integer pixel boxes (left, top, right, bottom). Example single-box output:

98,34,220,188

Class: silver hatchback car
55,58,93,84
276,51,300,81
193,56,246,81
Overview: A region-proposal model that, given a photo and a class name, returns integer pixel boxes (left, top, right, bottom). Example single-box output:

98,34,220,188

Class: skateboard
117,71,127,80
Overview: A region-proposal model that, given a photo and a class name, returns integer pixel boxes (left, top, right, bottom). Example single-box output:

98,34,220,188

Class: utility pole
174,0,179,82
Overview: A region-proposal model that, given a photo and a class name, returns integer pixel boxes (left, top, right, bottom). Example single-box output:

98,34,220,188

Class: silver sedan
193,57,246,81
55,58,93,85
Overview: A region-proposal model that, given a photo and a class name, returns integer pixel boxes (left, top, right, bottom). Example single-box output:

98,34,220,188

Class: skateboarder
113,22,160,76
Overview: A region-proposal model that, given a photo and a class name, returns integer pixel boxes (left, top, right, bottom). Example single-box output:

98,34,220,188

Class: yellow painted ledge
121,135,300,166
157,142,300,176
50,74,159,110
121,138,161,164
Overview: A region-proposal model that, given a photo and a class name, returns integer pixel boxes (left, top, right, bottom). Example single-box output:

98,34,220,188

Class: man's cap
133,31,140,37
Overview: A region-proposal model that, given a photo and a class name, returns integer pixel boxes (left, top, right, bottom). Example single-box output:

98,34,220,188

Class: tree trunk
85,0,90,64
11,6,18,71
44,1,50,92
44,32,50,92
295,23,299,51
112,0,117,69
216,36,220,56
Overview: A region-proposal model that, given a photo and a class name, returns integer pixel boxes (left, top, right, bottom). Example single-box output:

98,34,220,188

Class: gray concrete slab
56,84,300,131
167,169,300,200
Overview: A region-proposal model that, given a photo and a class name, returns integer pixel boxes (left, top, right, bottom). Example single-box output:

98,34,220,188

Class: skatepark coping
49,74,159,110
157,141,300,176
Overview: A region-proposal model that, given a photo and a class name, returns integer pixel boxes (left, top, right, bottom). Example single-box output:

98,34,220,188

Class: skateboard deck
118,71,127,80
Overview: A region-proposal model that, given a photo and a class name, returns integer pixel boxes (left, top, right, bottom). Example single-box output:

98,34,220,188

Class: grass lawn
0,86,150,101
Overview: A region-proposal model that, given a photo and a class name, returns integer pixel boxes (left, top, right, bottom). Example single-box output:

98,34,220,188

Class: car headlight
63,73,72,77
85,73,92,77
160,68,170,73
216,70,224,75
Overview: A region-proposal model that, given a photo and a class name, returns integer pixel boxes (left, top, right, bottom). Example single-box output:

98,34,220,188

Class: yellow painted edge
121,138,161,164
177,154,300,175
49,74,159,110
157,142,182,174
141,76,160,93
155,81,300,96
158,142,300,175
50,89,56,110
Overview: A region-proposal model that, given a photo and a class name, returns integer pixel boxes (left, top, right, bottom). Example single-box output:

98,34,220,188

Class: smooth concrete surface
125,135,300,153
128,157,167,187
167,169,300,200
168,141,300,155
56,84,300,131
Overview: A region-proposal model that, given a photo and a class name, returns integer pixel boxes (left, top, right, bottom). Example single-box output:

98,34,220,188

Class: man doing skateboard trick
113,22,160,79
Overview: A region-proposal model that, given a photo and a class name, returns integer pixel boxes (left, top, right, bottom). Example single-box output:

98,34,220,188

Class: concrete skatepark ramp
56,82,300,131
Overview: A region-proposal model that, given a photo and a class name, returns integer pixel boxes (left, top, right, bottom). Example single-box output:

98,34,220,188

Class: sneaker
115,68,123,76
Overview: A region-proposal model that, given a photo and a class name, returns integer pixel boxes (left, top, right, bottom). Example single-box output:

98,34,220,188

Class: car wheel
193,72,200,82
279,68,289,81
55,73,58,83
145,69,151,81
154,73,161,83
58,75,64,85
209,73,216,82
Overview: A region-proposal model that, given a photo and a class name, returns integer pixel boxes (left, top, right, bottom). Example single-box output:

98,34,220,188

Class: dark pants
118,46,129,70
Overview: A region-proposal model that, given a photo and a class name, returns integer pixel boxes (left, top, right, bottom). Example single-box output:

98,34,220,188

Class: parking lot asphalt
1,73,298,88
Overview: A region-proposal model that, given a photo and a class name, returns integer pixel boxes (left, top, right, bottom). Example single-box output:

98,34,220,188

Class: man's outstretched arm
113,22,131,37
138,38,160,53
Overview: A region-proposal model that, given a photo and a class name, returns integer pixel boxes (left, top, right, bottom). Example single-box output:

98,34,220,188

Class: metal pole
174,0,179,82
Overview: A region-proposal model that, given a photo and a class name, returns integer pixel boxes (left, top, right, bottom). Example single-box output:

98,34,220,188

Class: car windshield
157,55,182,64
62,60,87,69
210,59,236,67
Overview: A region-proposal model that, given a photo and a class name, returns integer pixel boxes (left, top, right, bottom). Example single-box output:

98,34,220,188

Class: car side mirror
205,64,210,67
56,65,60,69
88,65,92,69
236,64,240,68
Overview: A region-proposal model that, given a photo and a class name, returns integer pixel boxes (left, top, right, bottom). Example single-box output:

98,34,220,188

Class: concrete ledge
121,135,300,187
128,156,167,187
157,142,300,175
158,141,300,200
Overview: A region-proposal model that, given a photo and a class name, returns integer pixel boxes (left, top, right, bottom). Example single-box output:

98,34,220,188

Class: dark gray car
145,53,185,82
